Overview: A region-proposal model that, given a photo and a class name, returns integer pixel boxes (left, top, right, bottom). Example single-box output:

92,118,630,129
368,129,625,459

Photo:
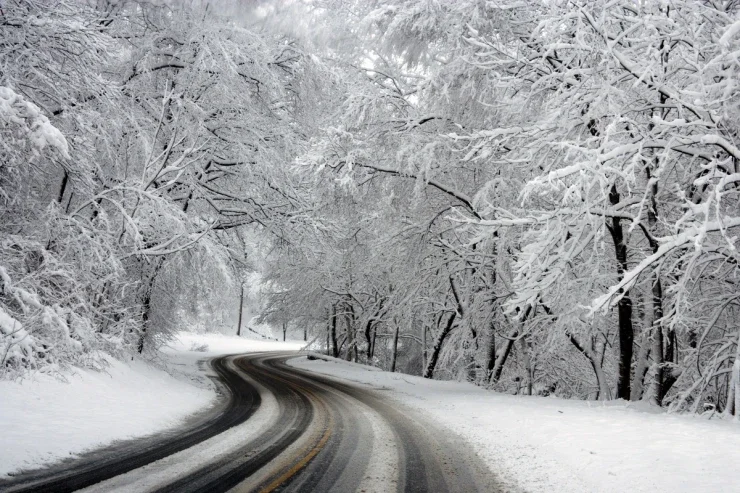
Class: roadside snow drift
0,355,212,477
0,332,304,478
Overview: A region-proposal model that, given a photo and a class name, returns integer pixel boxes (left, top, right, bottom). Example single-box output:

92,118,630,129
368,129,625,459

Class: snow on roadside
167,331,304,356
289,354,740,493
0,332,303,478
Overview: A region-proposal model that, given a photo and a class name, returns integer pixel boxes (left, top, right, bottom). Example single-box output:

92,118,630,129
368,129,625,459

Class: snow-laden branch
355,162,482,219
591,216,740,313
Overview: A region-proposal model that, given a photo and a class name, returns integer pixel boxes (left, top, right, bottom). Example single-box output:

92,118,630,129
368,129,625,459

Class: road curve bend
0,352,502,493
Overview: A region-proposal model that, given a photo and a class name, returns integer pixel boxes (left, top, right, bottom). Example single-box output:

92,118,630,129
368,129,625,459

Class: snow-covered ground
290,354,740,493
5,332,738,492
0,332,304,478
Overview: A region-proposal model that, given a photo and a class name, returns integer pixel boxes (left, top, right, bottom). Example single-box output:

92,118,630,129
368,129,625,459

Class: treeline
0,0,319,373
260,0,740,415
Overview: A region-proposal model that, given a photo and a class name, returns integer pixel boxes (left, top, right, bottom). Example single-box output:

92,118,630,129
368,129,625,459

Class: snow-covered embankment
0,332,302,477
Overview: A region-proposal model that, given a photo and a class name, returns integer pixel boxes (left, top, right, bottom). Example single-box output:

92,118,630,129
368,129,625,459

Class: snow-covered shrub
189,342,209,352
0,224,133,375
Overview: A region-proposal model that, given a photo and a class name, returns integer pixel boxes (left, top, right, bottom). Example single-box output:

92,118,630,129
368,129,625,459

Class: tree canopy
2,0,739,417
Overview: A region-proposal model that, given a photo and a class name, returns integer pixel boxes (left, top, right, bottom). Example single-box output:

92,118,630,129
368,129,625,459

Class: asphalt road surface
0,352,501,493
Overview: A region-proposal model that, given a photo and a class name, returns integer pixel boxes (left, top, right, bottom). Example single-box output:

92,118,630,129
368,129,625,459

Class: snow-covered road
290,354,740,493
2,351,499,493
0,333,303,479
3,332,739,492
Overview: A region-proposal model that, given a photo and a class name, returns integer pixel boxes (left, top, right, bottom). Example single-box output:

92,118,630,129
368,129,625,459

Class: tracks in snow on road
0,352,501,493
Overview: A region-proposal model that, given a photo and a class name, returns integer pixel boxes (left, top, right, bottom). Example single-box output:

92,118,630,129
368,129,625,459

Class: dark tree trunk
344,302,356,362
423,311,457,379
57,170,69,204
64,191,75,214
422,323,428,374
390,323,400,373
364,299,383,363
137,288,152,354
325,316,331,356
490,330,517,384
608,185,634,400
370,323,377,360
520,336,534,395
330,304,338,358
236,284,244,336
364,319,374,362
485,319,496,377
136,258,164,354
490,305,532,384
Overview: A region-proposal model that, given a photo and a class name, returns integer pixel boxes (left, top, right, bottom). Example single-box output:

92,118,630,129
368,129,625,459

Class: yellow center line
258,380,334,493
259,422,332,493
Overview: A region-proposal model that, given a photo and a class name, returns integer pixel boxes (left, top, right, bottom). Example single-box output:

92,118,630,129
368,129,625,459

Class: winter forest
2,0,740,417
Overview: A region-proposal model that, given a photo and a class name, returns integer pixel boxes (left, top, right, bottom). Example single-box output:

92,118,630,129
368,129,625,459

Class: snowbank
0,355,212,478
167,331,305,355
290,355,740,493
0,332,304,478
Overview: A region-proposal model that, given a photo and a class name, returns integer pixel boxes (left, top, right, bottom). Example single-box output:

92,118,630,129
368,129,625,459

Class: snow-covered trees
257,0,740,414
3,0,739,416
1,1,132,371
1,0,317,373
464,0,740,410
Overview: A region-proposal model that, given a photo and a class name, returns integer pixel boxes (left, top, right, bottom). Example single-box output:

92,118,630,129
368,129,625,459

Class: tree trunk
365,299,383,363
390,322,400,373
490,306,532,384
520,336,534,395
330,304,338,358
485,319,496,378
236,284,244,336
137,288,152,354
568,333,612,400
136,258,164,354
282,321,287,342
423,311,457,379
467,327,479,382
608,185,634,400
326,321,330,356
364,319,373,362
725,332,740,418
631,329,651,401
57,170,69,204
344,302,356,362
421,322,428,374
370,323,377,360
490,329,517,384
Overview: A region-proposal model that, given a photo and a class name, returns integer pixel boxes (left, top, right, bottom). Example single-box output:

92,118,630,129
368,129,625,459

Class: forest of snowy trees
2,0,740,416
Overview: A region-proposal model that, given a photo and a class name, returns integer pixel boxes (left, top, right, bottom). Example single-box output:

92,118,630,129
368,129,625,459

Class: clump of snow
290,355,740,493
0,306,36,366
0,86,70,158
719,20,740,49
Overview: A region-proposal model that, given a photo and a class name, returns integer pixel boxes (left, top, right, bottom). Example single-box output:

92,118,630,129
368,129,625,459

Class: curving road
0,352,501,493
